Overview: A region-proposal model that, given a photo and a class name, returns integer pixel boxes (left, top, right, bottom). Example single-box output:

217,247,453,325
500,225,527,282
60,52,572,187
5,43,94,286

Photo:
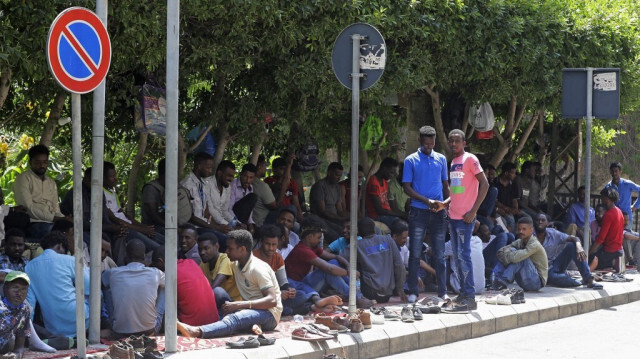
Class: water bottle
293,314,304,323
356,279,361,293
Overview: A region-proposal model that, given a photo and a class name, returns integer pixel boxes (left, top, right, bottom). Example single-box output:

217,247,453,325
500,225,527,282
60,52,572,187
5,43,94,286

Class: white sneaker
407,294,418,303
485,294,511,305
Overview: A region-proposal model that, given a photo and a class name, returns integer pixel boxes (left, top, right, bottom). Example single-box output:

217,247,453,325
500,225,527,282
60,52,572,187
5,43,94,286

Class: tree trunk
125,132,149,217
0,66,10,110
212,119,230,170
489,96,529,166
509,109,541,161
424,85,450,158
39,93,67,147
250,128,268,165
178,131,188,175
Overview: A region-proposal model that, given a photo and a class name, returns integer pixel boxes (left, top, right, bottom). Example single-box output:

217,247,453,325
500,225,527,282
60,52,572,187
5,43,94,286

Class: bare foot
177,321,202,338
316,295,343,308
311,304,339,314
252,324,262,335
590,257,598,272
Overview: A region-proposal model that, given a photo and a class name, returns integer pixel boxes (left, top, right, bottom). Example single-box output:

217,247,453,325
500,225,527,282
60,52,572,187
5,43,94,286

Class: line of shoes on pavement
107,335,162,359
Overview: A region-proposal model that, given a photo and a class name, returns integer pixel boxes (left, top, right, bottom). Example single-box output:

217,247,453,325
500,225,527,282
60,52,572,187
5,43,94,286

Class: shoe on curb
485,294,511,305
585,276,604,290
109,342,132,359
416,304,441,314
226,337,260,349
412,305,423,320
441,302,469,314
489,280,507,291
400,306,414,323
357,309,372,329
349,318,365,333
370,307,400,321
462,296,477,310
315,314,349,333
256,334,276,346
407,294,417,304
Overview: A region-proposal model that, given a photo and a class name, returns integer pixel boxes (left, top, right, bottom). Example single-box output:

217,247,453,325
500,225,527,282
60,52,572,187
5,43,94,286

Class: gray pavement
380,299,640,359
165,271,640,359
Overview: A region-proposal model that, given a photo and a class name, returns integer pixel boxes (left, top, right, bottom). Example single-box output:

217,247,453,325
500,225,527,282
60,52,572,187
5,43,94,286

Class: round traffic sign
47,7,111,94
332,23,386,91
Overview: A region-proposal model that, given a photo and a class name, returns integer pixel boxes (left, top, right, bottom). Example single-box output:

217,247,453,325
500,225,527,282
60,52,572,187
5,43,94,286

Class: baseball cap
4,271,30,285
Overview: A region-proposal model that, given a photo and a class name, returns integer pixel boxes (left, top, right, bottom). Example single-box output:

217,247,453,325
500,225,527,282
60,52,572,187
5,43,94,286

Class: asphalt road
380,300,639,358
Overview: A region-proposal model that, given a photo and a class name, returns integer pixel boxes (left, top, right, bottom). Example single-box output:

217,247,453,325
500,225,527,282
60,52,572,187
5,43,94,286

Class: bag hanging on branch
135,83,167,136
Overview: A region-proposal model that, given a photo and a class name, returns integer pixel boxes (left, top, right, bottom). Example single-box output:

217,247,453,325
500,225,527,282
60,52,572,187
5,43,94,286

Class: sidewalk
165,272,640,359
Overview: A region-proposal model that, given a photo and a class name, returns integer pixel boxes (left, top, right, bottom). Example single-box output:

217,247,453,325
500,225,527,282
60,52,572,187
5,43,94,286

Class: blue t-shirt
402,148,448,209
604,178,640,223
328,236,362,255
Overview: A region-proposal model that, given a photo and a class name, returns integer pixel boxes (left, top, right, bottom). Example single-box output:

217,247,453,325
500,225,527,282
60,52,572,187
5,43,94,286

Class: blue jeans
27,222,54,241
493,255,542,292
478,187,498,217
213,287,232,315
449,219,475,297
284,279,319,315
303,260,360,299
376,215,400,229
482,232,515,277
199,309,277,338
408,208,446,297
548,242,590,287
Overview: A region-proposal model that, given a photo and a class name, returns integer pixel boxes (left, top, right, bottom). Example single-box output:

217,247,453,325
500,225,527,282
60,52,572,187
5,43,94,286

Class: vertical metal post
348,34,363,316
72,93,86,357
89,0,107,345
583,68,593,254
165,0,179,352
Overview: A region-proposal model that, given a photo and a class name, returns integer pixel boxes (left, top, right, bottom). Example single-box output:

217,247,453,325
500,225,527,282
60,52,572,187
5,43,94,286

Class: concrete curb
166,273,640,359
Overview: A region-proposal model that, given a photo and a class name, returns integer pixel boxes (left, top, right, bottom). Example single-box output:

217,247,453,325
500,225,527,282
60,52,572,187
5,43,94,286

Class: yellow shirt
200,253,242,301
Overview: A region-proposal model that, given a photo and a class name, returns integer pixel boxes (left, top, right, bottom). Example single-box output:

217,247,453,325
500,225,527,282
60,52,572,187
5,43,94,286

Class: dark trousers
232,193,257,224
361,281,392,303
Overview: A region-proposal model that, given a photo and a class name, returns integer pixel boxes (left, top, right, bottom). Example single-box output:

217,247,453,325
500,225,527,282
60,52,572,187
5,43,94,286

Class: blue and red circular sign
47,7,111,94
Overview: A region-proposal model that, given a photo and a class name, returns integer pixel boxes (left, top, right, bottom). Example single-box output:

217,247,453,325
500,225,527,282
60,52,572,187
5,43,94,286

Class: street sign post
562,68,620,257
46,7,111,357
332,23,385,316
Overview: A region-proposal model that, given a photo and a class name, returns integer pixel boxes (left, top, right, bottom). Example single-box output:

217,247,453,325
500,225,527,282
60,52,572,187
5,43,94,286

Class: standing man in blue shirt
402,126,449,303
604,162,640,225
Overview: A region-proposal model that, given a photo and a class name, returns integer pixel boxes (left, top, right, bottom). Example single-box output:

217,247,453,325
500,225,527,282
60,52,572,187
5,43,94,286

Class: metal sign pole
348,34,364,316
583,68,593,255
72,93,86,358
164,0,179,353
88,0,107,345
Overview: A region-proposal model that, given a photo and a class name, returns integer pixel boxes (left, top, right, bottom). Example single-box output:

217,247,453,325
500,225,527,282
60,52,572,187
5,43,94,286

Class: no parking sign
46,7,111,94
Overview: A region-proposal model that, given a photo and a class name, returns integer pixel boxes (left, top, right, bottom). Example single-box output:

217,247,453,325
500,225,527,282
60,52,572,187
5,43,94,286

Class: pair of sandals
292,324,337,342
597,273,633,282
226,334,275,349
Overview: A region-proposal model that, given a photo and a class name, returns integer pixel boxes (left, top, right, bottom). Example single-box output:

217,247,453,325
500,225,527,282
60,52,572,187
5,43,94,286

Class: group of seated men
0,141,636,356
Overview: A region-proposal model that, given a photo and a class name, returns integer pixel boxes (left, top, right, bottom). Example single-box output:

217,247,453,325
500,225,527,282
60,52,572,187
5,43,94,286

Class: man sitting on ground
285,216,374,308
589,187,624,270
102,239,164,337
477,223,515,279
251,155,278,227
564,185,595,238
310,162,349,243
0,229,29,272
176,249,220,327
353,218,406,303
177,230,282,338
534,213,601,289
13,145,70,240
622,213,640,267
276,207,299,247
265,156,304,223
0,271,31,357
365,158,406,229
491,217,548,292
493,162,523,233
26,231,89,337
517,161,542,219
198,233,242,313
228,164,258,231
179,224,201,265
208,161,246,232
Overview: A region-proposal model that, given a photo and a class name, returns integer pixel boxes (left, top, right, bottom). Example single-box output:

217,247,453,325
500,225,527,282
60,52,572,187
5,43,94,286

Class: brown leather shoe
314,314,348,333
357,309,372,329
349,318,364,333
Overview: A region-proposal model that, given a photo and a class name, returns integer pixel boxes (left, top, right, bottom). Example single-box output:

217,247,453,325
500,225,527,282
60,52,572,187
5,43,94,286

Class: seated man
589,187,624,270
477,164,499,230
590,204,606,245
26,231,89,337
365,158,406,228
285,216,374,308
13,145,70,240
254,225,341,315
388,163,410,218
310,162,349,243
622,213,640,266
328,219,359,257
444,221,485,294
103,161,164,251
339,165,365,218
228,164,259,230
177,252,219,327
517,161,542,219
493,162,523,233
491,217,548,292
208,160,246,232
265,156,304,223
251,155,278,227
179,224,201,265
177,230,282,338
0,229,29,271
353,218,406,303
198,233,242,312
103,239,164,337
534,213,600,289
0,271,31,357
564,185,595,238
276,207,299,246
477,223,515,279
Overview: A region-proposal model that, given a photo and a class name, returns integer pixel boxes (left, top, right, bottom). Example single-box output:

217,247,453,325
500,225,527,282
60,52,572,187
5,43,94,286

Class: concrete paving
166,272,640,359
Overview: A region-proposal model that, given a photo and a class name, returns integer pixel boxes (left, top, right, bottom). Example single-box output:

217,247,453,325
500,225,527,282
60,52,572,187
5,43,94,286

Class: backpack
134,83,167,136
144,180,193,226
468,102,495,132
293,139,320,172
